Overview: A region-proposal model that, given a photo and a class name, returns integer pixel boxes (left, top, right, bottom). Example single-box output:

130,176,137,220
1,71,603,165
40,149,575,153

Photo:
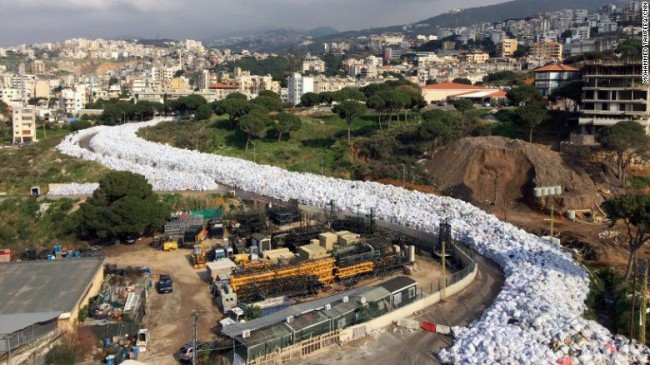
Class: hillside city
0,0,649,365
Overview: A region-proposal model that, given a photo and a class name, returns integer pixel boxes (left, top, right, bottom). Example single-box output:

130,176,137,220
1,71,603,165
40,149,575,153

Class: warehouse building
0,258,105,355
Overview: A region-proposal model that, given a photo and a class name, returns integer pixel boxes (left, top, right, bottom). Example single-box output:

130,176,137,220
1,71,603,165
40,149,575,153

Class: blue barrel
132,346,139,359
104,338,111,347
144,267,151,275
105,355,115,365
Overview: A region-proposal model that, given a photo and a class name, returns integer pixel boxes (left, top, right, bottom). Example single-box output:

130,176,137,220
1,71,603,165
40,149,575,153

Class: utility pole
641,259,648,344
441,233,446,301
400,163,406,188
631,257,638,340
192,310,197,365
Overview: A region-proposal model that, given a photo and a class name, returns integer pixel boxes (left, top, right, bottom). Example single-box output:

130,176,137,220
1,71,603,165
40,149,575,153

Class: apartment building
531,41,563,60
499,39,518,58
60,88,86,115
532,64,579,96
287,73,314,106
458,52,490,64
302,54,326,73
12,106,37,144
579,60,650,134
30,60,45,75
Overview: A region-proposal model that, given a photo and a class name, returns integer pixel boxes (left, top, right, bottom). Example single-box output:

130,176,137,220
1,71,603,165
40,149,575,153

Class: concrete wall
339,264,478,342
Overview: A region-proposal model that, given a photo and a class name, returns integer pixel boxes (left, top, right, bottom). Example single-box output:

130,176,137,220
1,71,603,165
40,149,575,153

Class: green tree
108,77,119,86
507,84,543,106
0,100,10,138
366,95,386,130
274,112,302,141
453,98,474,113
212,98,251,125
452,78,472,85
550,80,585,112
333,100,367,146
251,96,284,112
516,105,548,143
194,103,213,120
616,38,642,59
75,171,170,239
602,194,650,282
597,121,650,188
239,111,269,151
258,90,280,99
335,87,366,102
300,92,321,107
226,93,248,101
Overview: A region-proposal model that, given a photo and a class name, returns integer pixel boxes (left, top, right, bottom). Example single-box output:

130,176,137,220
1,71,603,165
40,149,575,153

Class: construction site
88,193,469,364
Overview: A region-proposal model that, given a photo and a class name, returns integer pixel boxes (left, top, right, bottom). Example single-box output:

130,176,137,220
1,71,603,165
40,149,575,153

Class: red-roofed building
421,82,502,104
532,64,580,96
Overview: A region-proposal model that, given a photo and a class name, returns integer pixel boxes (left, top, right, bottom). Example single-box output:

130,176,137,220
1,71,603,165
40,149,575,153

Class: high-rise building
579,60,650,134
287,73,314,106
12,106,37,144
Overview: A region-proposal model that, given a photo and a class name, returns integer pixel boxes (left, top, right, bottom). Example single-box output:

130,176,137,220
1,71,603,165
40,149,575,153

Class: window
337,318,346,328
408,287,416,299
393,293,402,306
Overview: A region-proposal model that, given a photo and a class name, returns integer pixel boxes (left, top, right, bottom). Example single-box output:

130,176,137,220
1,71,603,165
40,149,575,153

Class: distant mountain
203,26,338,53
319,0,611,41
308,26,339,38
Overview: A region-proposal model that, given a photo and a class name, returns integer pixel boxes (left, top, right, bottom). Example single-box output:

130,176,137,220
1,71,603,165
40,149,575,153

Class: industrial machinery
192,245,207,269
268,205,301,225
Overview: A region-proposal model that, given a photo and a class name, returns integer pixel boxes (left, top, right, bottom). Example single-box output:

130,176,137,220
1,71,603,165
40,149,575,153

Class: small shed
206,259,237,282
378,276,417,309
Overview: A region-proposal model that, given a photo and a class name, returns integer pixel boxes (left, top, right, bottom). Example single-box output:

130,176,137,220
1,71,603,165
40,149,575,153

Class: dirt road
101,239,221,364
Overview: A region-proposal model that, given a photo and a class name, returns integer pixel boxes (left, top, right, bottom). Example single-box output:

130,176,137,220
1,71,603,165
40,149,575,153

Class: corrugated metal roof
285,311,330,332
221,286,368,338
352,286,390,303
0,311,61,335
0,258,104,315
378,276,417,294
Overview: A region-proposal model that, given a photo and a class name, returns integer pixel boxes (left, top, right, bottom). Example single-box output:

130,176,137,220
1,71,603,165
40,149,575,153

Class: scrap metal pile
57,118,650,364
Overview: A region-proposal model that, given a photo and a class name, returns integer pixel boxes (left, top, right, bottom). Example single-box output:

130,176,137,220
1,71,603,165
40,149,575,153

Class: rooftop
0,258,104,315
532,64,579,72
422,82,485,90
378,276,417,294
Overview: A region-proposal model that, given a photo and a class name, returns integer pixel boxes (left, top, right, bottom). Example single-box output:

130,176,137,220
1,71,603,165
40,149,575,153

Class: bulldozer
192,244,207,269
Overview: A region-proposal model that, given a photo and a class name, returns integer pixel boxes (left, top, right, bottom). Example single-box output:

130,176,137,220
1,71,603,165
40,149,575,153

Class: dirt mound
425,136,603,212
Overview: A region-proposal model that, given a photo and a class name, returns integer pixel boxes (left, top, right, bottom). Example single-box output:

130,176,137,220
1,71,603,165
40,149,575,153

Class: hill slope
320,0,610,41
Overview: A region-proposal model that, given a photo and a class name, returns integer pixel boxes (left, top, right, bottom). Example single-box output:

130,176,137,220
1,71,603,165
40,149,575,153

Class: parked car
157,274,173,294
175,342,216,362
121,235,138,245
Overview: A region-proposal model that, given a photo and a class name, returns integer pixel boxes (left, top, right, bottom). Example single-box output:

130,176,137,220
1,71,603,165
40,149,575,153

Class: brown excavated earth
425,136,604,212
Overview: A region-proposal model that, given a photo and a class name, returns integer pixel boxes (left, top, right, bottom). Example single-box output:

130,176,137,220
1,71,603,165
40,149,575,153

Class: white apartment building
287,73,314,106
0,88,22,105
12,106,37,144
60,88,86,115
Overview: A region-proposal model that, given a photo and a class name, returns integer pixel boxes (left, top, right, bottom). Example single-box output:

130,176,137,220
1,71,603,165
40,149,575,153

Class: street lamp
534,185,562,245
399,163,406,188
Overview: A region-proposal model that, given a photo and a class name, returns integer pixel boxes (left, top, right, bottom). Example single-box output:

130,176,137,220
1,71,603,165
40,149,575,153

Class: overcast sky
0,0,507,47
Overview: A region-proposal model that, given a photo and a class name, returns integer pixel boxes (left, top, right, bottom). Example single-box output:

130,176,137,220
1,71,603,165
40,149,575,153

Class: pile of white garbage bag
57,118,649,364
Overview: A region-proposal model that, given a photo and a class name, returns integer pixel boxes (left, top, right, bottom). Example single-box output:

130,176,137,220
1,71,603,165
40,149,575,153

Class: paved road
301,255,504,365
